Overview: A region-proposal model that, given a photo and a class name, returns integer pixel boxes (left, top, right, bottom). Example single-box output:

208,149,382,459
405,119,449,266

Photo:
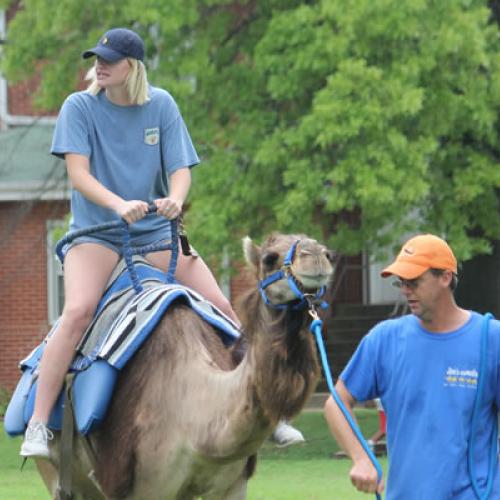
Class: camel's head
243,233,335,308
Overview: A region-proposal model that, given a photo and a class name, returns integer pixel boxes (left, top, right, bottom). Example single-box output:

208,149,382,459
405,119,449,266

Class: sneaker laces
28,421,54,442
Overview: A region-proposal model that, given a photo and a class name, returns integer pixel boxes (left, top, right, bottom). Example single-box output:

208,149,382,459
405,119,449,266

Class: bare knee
59,302,97,340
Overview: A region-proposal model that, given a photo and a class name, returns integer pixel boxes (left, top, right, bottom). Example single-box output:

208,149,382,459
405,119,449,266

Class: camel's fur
36,232,334,499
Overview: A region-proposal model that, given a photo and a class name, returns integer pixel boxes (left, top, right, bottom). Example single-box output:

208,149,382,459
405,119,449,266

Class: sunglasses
392,277,422,290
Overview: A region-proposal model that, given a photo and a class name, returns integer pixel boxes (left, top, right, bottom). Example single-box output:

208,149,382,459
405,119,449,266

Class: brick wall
3,2,55,117
7,68,58,117
230,262,254,305
4,1,80,118
0,200,68,391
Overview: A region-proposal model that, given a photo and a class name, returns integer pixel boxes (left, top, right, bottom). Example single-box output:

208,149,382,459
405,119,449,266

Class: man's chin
409,305,425,320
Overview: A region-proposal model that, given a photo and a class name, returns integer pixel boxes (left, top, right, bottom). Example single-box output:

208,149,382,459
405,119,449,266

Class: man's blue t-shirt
51,87,199,245
341,312,500,499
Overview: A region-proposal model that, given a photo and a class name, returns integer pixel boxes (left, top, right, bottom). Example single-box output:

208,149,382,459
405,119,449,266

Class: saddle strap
57,374,75,500
57,374,105,500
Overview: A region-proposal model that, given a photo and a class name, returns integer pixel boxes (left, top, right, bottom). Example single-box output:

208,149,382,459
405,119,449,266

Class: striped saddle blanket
4,257,240,436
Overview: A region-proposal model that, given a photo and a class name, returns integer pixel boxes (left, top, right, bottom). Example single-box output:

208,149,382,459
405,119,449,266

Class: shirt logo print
144,127,160,146
444,367,478,389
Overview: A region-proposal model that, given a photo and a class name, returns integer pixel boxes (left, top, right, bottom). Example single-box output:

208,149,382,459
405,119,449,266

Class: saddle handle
54,204,179,292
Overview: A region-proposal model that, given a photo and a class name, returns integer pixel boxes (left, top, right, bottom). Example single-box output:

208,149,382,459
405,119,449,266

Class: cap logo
403,246,415,255
102,37,108,45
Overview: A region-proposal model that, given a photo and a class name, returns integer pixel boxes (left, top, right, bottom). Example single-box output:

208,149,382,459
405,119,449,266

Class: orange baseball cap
381,234,457,279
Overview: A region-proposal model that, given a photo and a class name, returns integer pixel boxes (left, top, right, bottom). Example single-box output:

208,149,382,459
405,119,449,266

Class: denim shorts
58,232,172,262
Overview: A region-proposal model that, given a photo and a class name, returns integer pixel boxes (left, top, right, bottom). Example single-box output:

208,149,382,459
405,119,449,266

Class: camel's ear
243,236,261,270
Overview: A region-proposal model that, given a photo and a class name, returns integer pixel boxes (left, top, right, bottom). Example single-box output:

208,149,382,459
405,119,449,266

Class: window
46,219,66,324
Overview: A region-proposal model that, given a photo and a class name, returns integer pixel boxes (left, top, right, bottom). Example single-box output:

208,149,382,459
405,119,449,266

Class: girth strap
56,374,105,500
57,374,75,500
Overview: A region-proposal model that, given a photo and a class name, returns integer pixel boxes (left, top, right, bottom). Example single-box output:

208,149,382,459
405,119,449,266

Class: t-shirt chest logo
444,366,478,389
144,127,160,145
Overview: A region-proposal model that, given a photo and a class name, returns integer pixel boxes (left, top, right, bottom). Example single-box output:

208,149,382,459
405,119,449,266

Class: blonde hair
85,58,150,105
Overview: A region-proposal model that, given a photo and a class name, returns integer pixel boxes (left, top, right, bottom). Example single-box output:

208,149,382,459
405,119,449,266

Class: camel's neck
237,290,320,424
196,292,319,459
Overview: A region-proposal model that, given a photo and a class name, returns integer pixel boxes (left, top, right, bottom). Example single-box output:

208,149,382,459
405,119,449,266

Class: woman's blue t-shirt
51,87,199,245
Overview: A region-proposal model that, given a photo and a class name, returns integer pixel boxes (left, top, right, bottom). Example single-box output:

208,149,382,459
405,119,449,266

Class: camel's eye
325,249,337,263
262,252,279,269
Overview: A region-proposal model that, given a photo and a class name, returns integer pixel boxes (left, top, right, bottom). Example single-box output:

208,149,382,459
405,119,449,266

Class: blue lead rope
309,315,383,500
468,312,497,500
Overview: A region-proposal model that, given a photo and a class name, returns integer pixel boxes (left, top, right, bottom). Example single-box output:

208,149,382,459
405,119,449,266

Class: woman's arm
66,153,149,223
154,167,191,219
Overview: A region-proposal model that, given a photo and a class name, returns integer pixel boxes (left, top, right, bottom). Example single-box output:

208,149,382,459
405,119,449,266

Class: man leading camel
324,234,500,499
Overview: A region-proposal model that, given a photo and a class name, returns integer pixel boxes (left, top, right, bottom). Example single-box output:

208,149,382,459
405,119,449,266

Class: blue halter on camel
258,239,328,310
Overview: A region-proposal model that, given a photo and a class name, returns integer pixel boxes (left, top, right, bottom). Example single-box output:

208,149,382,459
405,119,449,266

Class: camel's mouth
288,271,327,294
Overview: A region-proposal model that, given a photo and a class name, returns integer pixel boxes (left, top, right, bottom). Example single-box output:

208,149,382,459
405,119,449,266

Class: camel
34,231,335,499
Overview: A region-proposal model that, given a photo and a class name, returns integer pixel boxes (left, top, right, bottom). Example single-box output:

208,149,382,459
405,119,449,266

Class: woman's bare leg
146,250,241,327
31,243,119,423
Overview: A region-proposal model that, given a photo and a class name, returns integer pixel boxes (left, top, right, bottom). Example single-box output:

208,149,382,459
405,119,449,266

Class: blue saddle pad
4,257,240,436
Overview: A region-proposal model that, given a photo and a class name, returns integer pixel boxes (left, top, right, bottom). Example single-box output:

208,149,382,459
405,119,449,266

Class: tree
209,0,500,262
2,0,500,268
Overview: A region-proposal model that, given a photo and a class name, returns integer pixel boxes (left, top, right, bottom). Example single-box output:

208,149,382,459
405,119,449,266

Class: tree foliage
2,0,500,263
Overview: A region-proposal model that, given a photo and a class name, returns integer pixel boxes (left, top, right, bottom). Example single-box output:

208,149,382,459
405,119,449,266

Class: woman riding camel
20,27,240,458
21,27,302,458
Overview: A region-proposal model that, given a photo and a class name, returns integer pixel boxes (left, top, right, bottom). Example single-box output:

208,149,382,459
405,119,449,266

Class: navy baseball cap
82,28,145,62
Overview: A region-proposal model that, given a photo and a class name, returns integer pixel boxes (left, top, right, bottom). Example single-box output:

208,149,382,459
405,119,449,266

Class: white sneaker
20,421,54,458
271,421,305,448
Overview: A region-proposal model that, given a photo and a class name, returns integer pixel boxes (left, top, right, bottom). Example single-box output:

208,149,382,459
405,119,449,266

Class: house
0,126,69,392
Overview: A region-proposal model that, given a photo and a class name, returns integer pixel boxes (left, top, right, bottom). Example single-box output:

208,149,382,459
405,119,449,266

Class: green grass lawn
249,409,387,499
0,427,49,500
0,410,387,499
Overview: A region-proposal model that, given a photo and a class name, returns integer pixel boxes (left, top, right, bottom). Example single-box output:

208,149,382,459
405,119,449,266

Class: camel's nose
297,239,325,257
295,240,334,275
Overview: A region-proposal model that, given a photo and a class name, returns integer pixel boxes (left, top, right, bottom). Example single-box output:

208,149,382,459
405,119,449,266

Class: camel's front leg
35,458,60,498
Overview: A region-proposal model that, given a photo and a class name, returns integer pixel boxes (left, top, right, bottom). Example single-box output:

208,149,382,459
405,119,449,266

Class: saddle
4,256,240,437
